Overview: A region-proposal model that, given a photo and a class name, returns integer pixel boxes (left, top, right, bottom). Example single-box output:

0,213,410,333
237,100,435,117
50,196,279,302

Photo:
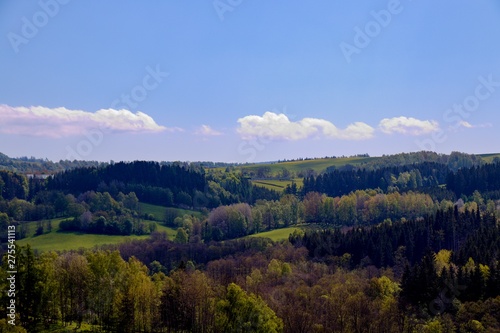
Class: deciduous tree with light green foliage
216,283,283,333
174,227,189,244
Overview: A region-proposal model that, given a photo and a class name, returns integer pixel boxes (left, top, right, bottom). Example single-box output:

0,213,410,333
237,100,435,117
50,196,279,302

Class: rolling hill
16,218,177,252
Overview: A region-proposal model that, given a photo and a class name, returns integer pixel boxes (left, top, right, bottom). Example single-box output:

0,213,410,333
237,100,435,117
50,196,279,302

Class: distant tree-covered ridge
301,161,449,198
300,156,500,199
355,151,486,172
240,151,489,179
45,161,279,208
46,161,206,201
0,150,491,176
0,152,104,173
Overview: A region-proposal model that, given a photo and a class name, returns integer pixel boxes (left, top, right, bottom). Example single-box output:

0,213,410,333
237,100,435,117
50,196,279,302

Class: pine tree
17,245,43,330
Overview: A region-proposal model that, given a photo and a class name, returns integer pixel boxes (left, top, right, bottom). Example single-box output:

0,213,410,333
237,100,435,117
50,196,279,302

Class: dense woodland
0,151,500,332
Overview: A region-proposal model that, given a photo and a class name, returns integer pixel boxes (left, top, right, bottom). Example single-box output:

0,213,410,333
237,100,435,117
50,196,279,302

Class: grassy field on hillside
17,218,177,252
247,227,302,241
246,157,374,190
17,203,197,252
479,153,500,163
139,202,204,221
220,153,500,179
251,178,303,191
17,231,151,252
246,223,332,241
241,156,376,175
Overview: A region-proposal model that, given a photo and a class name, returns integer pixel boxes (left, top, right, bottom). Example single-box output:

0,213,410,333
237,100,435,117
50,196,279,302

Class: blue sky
1,1,499,163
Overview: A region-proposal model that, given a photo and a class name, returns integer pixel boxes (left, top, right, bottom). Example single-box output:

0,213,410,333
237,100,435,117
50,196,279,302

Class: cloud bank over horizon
0,105,475,149
237,112,441,141
237,112,375,141
0,104,173,137
378,116,440,135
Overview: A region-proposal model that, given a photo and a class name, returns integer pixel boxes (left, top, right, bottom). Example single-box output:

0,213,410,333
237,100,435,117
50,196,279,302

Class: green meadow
246,227,302,241
251,178,303,191
139,202,204,220
246,223,326,241
241,156,376,175
15,204,206,252
16,217,177,252
478,153,500,163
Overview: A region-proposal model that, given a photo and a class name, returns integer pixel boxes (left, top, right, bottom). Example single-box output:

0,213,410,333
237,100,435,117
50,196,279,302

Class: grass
219,152,500,178
139,202,204,220
251,178,303,191
245,157,375,190
240,156,377,176
17,218,177,252
19,217,66,236
478,153,500,163
154,223,178,239
17,202,199,252
247,227,301,241
17,232,150,252
247,223,330,241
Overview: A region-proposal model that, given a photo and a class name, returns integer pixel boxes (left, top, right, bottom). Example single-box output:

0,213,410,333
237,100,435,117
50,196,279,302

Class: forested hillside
0,151,500,332
0,152,103,173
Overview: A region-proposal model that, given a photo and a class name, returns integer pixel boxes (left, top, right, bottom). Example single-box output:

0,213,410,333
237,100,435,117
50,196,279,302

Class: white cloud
195,125,223,136
379,116,439,135
457,120,473,128
0,104,174,137
447,120,494,134
451,121,492,130
237,112,374,140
